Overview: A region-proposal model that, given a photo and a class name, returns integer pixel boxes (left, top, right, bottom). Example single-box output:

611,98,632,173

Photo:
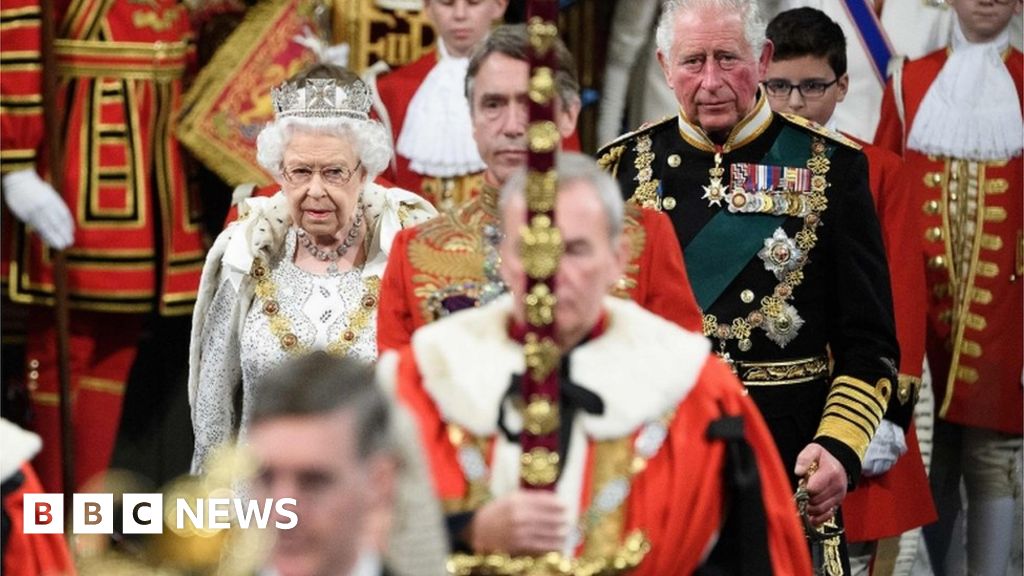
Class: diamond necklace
296,203,364,274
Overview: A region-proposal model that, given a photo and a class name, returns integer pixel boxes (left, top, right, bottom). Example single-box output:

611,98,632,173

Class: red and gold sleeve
0,0,44,175
622,206,703,332
377,227,419,353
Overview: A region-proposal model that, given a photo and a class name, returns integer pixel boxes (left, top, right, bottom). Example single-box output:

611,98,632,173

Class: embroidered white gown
188,184,436,472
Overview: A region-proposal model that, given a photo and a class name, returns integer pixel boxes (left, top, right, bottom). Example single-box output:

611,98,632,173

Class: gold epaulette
778,112,862,150
596,115,677,164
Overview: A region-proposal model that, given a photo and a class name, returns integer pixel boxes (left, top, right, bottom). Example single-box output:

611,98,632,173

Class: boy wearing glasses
765,7,936,573
875,0,1023,573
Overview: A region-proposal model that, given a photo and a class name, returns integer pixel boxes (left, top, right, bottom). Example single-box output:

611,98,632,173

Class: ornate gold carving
333,0,434,73
523,333,560,381
528,121,560,153
525,283,556,326
520,448,559,486
447,531,650,576
738,355,830,386
527,16,559,56
520,221,563,280
529,66,555,105
523,396,559,436
526,169,557,212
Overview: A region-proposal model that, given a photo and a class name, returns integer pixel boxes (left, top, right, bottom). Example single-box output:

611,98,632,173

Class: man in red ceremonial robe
376,25,702,353
380,151,812,575
764,8,936,572
0,0,204,491
875,0,1023,573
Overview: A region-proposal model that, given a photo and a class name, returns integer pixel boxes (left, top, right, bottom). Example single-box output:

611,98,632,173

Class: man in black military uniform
599,1,899,573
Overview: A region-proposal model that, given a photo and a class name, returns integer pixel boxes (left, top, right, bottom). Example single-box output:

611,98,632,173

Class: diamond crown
271,76,372,121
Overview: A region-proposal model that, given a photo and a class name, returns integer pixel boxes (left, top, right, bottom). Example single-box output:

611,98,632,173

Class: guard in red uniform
377,25,701,353
0,0,203,491
875,1,1023,573
764,9,936,572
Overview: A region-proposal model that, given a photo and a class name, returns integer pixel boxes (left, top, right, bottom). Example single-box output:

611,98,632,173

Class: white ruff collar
396,40,486,177
907,21,1022,161
410,294,711,440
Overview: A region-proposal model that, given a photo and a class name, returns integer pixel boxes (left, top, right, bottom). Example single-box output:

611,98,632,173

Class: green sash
684,127,829,310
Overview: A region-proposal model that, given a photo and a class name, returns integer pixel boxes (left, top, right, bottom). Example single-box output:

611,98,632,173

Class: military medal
702,150,727,207
758,227,804,280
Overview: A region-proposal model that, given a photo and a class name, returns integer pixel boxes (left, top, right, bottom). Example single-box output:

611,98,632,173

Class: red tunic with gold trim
875,49,1023,434
841,135,936,541
0,0,204,314
376,177,702,352
384,295,811,575
374,51,581,208
0,0,203,491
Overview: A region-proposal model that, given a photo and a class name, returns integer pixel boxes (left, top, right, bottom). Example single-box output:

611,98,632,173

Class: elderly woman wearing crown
187,64,437,470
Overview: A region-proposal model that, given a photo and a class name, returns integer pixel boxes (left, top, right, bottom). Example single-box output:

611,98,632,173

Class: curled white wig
255,116,393,181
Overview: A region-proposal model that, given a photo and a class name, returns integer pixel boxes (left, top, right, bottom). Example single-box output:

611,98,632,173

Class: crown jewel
271,76,372,121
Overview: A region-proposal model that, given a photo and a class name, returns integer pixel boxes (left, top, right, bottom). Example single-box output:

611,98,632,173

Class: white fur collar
1,418,41,482
411,294,711,440
221,182,436,284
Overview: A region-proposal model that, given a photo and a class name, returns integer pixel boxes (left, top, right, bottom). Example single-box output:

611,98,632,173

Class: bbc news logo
23,494,298,534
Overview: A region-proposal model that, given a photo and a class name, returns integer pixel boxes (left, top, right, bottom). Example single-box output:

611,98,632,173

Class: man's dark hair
766,7,847,78
465,23,580,109
250,352,391,460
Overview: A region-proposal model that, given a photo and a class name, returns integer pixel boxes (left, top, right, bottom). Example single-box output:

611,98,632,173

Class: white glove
2,169,74,249
861,420,907,477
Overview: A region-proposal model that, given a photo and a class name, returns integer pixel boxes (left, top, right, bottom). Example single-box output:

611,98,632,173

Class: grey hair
499,152,625,243
465,24,581,111
250,352,392,460
656,0,767,60
256,117,392,181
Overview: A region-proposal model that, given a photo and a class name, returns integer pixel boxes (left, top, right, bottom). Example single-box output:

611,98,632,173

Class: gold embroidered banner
176,0,324,186
333,0,434,72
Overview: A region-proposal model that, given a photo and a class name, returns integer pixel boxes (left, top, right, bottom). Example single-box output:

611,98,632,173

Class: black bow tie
497,356,605,477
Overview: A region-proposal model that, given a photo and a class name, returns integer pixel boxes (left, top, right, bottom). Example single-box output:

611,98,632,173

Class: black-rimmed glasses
764,78,840,100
